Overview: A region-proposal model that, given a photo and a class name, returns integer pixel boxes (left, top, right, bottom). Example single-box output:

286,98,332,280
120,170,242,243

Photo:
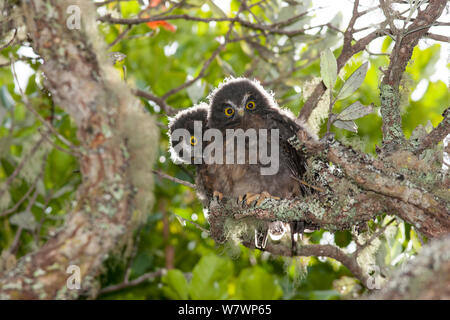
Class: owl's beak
237,108,244,117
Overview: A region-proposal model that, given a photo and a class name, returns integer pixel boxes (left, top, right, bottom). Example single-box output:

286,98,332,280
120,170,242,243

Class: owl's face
168,103,208,164
208,79,274,130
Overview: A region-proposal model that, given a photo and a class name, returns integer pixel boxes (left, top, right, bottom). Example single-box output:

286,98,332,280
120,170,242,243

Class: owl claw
240,191,280,208
245,193,260,207
257,191,280,206
213,191,223,201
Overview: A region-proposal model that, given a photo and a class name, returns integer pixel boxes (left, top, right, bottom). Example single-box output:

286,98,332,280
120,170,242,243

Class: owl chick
205,77,314,248
206,77,308,200
168,103,213,205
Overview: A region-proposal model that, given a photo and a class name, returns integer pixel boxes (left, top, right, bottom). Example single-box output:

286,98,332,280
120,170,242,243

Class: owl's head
207,77,277,130
167,103,208,164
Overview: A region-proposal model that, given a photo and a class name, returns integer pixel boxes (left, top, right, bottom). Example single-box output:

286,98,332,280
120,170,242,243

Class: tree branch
298,2,386,122
380,0,447,153
414,107,450,155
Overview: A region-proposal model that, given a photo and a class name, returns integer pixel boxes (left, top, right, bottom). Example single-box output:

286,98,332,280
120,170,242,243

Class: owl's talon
213,191,223,201
256,191,280,206
244,192,260,207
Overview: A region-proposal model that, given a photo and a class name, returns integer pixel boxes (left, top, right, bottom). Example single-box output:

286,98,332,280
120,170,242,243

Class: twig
152,170,196,189
160,9,239,100
8,227,23,255
414,107,450,155
0,171,41,217
424,32,449,42
99,269,166,295
380,0,399,35
134,89,176,115
37,128,80,157
108,25,132,49
98,13,323,37
355,218,396,255
298,2,386,121
95,0,133,7
244,240,370,288
0,136,46,199
0,28,17,51
8,182,41,255
174,214,210,234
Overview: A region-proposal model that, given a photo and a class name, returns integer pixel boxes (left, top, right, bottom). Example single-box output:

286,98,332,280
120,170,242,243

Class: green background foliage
0,0,448,299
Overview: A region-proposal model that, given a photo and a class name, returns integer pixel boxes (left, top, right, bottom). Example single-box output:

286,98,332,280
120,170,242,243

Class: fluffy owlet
168,103,212,206
206,78,308,198
205,77,315,248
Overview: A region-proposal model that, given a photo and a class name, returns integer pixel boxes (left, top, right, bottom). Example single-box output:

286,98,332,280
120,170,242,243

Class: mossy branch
379,0,447,154
208,128,448,248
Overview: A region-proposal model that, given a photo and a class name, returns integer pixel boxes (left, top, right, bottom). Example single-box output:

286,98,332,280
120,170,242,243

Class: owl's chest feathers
200,113,303,199
206,162,299,199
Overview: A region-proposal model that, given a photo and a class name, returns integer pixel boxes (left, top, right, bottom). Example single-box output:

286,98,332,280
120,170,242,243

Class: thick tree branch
380,0,447,153
207,130,449,252
0,0,157,299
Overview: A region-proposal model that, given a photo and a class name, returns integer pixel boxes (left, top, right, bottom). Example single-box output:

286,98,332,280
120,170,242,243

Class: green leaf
120,0,141,18
333,119,358,133
337,101,373,121
189,254,233,300
186,80,205,104
320,48,337,90
337,62,369,100
206,0,227,17
410,229,422,252
45,148,77,189
235,267,283,300
0,85,15,109
381,36,392,53
162,269,189,300
334,230,351,248
9,210,38,231
0,189,11,211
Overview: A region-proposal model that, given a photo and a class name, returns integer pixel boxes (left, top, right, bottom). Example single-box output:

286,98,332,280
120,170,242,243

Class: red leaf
146,20,176,32
150,0,162,7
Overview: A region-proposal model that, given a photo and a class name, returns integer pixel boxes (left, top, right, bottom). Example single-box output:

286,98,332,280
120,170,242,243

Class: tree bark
0,0,158,299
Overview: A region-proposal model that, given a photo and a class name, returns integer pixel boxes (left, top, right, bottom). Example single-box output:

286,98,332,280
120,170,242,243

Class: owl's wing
195,164,213,207
266,109,309,195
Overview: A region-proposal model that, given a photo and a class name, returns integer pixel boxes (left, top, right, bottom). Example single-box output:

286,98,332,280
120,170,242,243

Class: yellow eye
224,107,235,117
246,101,256,110
190,136,198,145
